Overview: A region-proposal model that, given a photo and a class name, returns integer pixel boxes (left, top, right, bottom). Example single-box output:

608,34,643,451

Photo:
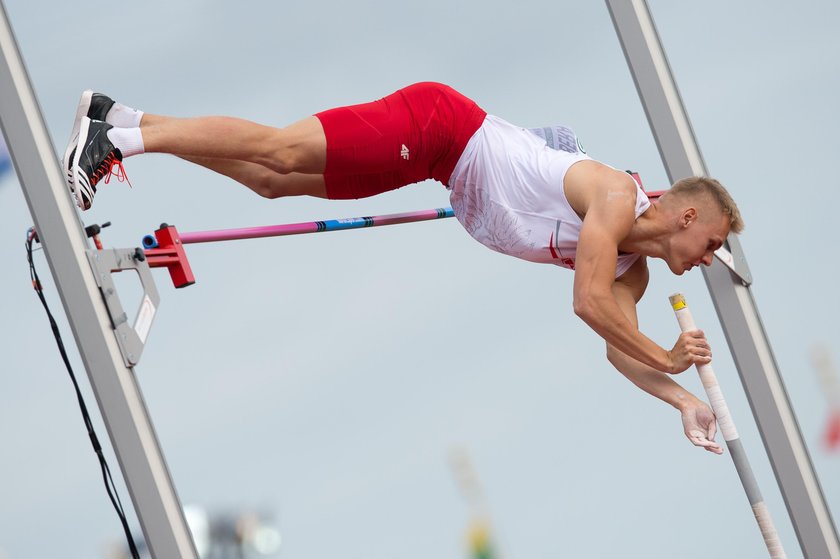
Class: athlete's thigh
279,116,328,174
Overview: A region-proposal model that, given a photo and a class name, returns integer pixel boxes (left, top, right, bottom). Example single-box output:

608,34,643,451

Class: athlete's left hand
681,400,723,454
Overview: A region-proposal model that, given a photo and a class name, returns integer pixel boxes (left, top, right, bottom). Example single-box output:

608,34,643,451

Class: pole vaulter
56,63,773,559
5,0,837,554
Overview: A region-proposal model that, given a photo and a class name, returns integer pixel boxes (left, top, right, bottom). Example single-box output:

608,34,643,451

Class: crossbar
143,188,667,249
162,207,454,246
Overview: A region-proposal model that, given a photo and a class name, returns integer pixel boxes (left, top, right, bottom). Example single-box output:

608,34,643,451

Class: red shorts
314,82,487,200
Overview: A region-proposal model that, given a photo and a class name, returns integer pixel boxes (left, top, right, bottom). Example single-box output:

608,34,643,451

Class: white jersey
447,115,650,278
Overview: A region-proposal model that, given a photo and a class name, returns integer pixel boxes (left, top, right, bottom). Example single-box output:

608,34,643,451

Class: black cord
26,228,141,559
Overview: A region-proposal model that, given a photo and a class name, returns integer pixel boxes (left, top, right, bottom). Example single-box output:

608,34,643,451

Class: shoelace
92,153,132,189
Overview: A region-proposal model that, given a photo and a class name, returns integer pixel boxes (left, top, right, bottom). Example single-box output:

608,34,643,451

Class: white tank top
447,115,650,278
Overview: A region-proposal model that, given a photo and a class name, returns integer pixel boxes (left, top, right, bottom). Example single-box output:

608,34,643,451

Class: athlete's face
667,208,730,275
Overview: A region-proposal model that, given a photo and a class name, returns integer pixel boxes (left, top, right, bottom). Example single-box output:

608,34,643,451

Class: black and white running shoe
62,90,115,189
70,117,126,210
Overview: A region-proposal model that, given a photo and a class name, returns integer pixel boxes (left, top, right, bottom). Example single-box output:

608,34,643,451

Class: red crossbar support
143,224,195,288
627,170,665,199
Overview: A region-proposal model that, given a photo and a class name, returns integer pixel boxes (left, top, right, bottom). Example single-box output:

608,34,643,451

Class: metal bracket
86,247,161,367
714,233,753,286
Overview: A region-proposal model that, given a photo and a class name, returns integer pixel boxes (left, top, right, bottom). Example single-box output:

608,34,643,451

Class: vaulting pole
671,294,786,558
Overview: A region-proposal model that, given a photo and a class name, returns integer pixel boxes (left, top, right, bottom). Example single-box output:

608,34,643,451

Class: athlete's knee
263,136,302,175
253,170,325,199
249,169,290,199
266,143,319,175
265,139,302,175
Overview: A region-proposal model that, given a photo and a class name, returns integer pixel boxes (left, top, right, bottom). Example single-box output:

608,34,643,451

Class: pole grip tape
669,293,739,440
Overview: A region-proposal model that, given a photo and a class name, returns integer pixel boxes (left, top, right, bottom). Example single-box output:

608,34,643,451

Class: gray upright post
0,3,199,558
605,1,840,558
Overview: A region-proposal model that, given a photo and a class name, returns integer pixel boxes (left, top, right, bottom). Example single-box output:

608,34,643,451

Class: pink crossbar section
178,208,453,245
180,222,317,244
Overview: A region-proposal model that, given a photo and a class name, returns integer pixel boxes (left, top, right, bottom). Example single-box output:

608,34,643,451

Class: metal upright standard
0,2,198,558
606,1,840,557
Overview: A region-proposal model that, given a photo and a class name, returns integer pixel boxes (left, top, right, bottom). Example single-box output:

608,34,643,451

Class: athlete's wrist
661,348,676,374
671,391,702,412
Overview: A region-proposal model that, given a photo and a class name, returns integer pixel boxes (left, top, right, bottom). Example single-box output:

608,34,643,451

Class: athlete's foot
62,90,116,189
70,117,127,210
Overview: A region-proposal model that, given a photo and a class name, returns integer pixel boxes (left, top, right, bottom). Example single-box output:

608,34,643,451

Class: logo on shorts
401,144,410,160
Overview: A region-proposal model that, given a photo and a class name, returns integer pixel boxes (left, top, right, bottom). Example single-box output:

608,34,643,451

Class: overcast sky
1,1,839,558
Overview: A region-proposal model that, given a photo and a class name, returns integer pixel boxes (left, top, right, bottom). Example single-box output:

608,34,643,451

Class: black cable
26,228,141,559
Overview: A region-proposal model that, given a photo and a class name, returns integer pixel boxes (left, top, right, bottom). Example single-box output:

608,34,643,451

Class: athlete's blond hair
666,176,743,234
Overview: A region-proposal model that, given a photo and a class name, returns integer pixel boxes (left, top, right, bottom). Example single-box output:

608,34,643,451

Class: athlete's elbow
574,291,615,332
573,294,596,323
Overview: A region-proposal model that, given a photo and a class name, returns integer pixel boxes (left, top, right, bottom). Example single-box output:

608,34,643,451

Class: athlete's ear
680,207,697,228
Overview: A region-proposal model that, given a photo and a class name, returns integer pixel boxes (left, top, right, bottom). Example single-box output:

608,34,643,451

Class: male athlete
64,82,742,455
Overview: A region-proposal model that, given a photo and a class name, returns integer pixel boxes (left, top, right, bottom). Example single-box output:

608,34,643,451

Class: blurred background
0,1,838,558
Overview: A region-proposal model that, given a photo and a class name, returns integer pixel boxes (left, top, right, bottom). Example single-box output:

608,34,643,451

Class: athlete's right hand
667,329,712,374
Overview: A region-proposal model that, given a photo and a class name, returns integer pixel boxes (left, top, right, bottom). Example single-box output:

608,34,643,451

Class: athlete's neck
618,202,672,259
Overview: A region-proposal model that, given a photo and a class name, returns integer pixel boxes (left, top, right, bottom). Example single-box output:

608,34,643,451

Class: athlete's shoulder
565,160,637,217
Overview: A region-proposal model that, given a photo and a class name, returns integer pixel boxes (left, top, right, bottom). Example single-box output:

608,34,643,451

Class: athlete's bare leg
140,113,327,176
140,113,328,198
65,95,333,209
178,155,328,199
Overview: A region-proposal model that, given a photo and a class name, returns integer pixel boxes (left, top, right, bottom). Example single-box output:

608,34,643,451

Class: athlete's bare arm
565,161,707,374
608,257,722,453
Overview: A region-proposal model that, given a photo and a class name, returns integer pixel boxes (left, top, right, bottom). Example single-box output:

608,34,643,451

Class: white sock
106,102,144,128
106,127,145,158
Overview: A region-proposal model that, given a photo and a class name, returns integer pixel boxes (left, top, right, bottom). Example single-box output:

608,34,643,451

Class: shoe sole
71,117,94,210
62,90,93,186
